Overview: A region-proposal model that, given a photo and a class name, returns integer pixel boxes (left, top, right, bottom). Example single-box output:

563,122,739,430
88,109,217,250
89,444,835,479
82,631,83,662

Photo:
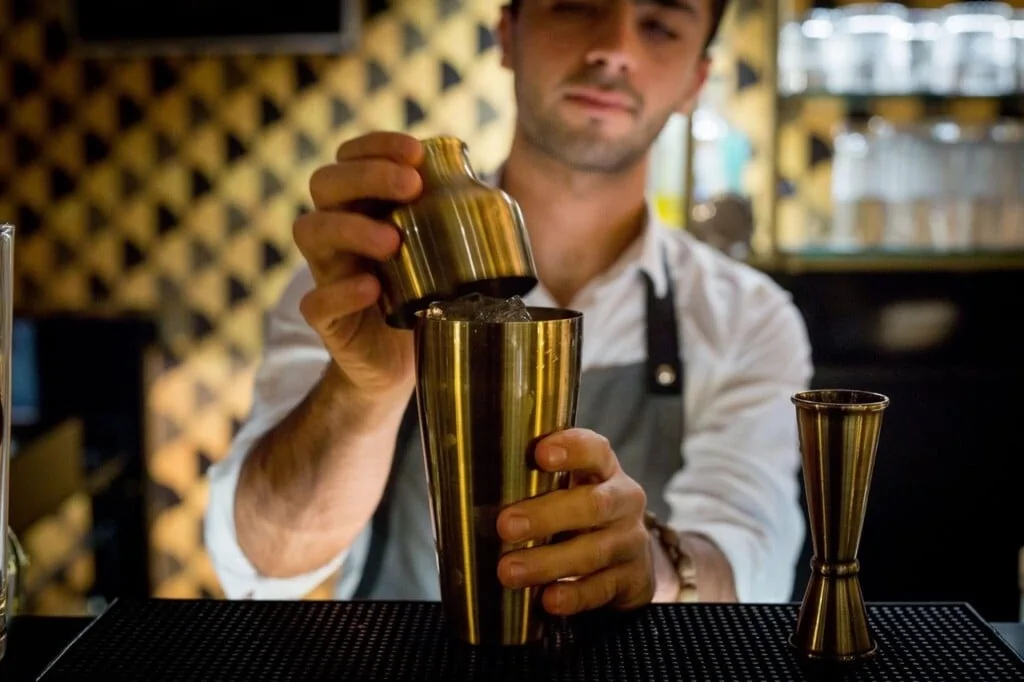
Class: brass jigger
790,389,889,663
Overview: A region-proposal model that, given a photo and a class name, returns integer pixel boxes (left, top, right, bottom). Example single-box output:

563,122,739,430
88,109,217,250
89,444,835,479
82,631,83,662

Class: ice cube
425,293,532,322
425,301,448,319
425,292,487,321
475,295,532,322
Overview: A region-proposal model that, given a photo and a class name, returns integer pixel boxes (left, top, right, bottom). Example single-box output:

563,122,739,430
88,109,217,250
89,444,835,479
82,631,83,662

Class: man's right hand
230,133,426,580
294,131,424,404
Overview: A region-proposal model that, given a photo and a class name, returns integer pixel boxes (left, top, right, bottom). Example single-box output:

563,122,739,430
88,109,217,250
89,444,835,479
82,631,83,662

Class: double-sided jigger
790,389,890,664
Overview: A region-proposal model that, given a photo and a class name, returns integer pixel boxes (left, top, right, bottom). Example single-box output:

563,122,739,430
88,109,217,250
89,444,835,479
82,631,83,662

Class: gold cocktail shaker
414,307,583,646
790,389,889,663
382,136,583,646
377,136,538,329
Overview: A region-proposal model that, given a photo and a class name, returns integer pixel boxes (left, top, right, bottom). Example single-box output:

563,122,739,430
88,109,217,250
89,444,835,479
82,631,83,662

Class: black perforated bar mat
37,599,1024,681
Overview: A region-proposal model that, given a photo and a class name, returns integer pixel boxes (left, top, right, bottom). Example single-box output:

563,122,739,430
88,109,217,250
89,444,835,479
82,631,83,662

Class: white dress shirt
205,206,814,604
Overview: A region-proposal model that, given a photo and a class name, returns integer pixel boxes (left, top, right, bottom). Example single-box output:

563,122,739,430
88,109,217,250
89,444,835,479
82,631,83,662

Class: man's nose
584,6,640,76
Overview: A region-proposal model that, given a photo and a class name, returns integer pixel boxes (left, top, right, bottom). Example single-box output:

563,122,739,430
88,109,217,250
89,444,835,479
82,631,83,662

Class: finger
298,274,381,337
293,211,401,269
309,159,422,210
535,428,619,481
541,562,653,616
335,132,424,165
497,478,645,542
497,522,648,589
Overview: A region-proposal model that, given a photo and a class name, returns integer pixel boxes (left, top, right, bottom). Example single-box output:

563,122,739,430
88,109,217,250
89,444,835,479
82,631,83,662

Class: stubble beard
514,76,673,175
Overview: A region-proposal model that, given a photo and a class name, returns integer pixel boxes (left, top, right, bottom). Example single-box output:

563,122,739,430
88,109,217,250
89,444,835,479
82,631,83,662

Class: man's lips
562,87,636,113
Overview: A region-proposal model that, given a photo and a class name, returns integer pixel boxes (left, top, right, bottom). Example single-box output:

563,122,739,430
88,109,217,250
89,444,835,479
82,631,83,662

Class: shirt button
656,363,677,387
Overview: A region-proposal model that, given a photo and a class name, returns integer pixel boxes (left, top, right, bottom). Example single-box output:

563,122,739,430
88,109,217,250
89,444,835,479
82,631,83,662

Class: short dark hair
504,0,730,50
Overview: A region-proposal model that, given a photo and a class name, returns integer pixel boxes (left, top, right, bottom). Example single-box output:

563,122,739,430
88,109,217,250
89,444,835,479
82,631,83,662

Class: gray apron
353,248,685,600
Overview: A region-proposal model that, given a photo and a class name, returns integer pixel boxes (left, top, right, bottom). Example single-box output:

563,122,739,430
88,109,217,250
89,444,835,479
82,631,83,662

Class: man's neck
499,133,650,308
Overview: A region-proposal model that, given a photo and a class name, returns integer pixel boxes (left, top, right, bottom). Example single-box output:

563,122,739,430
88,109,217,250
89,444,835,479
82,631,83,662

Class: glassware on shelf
824,119,1024,253
779,8,835,95
875,119,932,248
932,121,1024,250
830,123,875,251
802,8,834,94
778,19,808,96
930,2,1017,96
990,121,1024,247
922,122,958,250
962,125,1002,248
780,2,1021,96
907,10,943,94
825,4,913,95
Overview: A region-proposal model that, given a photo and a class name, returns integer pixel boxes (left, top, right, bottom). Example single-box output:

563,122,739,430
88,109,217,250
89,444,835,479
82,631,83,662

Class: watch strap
644,510,699,603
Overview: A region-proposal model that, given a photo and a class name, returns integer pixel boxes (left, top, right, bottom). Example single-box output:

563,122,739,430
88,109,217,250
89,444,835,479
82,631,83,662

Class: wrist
677,531,739,603
645,511,699,603
320,361,412,436
650,536,683,602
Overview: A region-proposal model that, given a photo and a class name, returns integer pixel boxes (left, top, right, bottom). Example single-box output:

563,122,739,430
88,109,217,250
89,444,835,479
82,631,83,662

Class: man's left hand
496,428,655,616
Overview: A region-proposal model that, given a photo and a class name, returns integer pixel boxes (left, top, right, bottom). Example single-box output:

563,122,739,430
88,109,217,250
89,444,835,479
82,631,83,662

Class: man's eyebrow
635,0,701,16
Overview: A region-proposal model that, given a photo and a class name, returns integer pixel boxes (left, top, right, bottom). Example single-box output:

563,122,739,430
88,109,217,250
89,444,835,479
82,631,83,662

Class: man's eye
641,19,679,40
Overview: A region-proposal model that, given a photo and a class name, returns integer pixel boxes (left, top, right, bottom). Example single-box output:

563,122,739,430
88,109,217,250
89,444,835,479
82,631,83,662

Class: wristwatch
644,510,699,603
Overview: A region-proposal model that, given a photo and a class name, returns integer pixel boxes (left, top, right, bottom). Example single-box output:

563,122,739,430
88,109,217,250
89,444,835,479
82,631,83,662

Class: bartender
205,0,813,615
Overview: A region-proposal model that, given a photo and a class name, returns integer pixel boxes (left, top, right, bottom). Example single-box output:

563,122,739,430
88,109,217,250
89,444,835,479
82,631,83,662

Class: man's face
500,0,713,174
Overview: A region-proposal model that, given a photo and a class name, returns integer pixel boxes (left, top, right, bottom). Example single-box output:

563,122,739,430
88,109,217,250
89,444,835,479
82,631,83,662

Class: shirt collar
481,163,671,299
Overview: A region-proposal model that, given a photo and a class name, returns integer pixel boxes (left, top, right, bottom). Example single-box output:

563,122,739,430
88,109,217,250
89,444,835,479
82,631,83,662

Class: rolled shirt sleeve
666,277,813,603
203,265,370,600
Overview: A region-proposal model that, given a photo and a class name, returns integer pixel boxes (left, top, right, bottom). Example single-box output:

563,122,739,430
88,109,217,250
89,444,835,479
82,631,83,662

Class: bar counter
1,600,1022,681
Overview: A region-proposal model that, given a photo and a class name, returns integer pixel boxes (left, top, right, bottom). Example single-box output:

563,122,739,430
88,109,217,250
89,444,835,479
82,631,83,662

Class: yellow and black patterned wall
1,0,521,604
0,0,771,605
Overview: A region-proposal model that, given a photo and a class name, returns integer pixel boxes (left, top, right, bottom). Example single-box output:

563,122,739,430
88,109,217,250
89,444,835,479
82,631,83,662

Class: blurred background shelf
648,1,1024,270
753,248,1024,273
779,92,1024,118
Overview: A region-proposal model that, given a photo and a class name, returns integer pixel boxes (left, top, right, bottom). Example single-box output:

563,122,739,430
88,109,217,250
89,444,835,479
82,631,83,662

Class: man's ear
498,7,515,70
675,58,711,116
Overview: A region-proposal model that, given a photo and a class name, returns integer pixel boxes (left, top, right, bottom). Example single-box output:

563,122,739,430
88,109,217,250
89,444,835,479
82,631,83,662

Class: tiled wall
1,0,521,602
0,0,771,602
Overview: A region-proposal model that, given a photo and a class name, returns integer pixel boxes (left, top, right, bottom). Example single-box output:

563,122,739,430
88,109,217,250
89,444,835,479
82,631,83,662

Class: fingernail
505,560,525,585
546,445,567,468
505,514,530,539
547,585,569,614
551,588,565,613
396,169,419,194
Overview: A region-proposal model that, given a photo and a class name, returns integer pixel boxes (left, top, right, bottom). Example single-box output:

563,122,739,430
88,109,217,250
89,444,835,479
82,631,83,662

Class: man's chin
551,142,645,174
549,126,634,155
523,118,648,172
